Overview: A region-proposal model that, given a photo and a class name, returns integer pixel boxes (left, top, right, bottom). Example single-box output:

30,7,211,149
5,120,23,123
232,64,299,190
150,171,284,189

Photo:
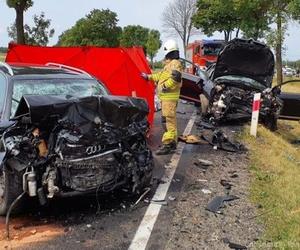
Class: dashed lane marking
128,111,197,250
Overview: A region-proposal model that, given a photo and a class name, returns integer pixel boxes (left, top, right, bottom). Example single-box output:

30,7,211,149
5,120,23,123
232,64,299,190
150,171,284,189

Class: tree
162,0,198,57
119,26,161,67
237,0,271,40
6,0,33,44
267,0,300,85
146,30,162,68
8,12,55,46
57,9,122,47
120,25,149,48
193,0,272,41
193,0,239,42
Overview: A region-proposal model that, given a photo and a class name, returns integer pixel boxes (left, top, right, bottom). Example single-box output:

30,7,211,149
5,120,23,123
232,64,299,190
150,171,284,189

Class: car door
180,72,203,104
278,80,300,120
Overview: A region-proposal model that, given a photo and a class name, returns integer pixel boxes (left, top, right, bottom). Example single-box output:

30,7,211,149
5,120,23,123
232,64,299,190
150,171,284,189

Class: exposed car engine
1,95,153,207
207,83,283,130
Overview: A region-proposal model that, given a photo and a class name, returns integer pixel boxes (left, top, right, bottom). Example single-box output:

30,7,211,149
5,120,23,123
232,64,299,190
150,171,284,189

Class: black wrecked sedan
180,39,300,130
0,63,153,215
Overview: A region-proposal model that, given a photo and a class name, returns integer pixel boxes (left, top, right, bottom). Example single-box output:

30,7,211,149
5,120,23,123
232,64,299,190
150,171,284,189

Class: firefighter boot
155,141,177,155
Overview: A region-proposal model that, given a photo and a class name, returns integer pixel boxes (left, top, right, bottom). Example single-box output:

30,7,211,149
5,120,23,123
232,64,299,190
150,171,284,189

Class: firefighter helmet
163,39,179,56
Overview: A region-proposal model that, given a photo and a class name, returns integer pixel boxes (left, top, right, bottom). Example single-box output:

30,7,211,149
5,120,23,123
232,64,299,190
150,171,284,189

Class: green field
0,53,6,62
240,77,300,249
241,120,300,248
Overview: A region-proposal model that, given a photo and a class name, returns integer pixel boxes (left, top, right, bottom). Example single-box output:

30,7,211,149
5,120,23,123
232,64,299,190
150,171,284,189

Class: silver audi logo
86,145,105,155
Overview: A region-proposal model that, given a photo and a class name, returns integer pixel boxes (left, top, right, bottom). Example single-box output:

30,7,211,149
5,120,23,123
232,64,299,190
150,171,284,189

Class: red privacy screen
6,43,155,125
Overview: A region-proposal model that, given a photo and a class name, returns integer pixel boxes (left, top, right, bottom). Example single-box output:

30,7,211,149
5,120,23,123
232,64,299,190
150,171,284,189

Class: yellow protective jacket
148,59,183,101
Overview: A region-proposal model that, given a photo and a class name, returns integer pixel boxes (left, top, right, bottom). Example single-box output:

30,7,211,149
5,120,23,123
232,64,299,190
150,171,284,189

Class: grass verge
241,121,300,249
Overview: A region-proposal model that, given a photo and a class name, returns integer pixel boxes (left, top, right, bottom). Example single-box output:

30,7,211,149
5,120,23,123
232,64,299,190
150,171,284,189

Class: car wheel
264,115,278,131
0,165,24,216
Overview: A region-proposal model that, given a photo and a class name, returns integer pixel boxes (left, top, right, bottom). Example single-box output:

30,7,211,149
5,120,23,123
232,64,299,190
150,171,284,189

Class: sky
0,0,300,61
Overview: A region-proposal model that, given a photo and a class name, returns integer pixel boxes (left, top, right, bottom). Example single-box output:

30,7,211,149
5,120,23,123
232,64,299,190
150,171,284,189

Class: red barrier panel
6,43,155,125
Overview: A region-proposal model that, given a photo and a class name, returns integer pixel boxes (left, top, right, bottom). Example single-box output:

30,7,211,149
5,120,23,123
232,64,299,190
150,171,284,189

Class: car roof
0,62,92,79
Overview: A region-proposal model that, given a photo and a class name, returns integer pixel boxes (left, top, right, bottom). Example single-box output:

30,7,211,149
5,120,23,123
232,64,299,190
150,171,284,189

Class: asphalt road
0,101,261,249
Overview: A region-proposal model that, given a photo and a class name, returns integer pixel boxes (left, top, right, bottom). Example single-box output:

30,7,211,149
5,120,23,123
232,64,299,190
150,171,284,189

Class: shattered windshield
11,78,108,116
203,43,223,56
0,73,6,119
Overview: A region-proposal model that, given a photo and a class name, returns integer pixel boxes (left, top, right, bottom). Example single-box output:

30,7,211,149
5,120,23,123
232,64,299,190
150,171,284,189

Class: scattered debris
197,179,208,182
176,110,186,115
179,134,202,144
201,189,212,194
194,159,214,172
206,195,239,213
86,224,92,228
220,179,233,190
132,187,151,208
196,121,215,130
164,164,173,169
30,229,37,235
223,238,247,249
202,130,247,153
230,173,239,178
151,200,168,206
168,196,176,201
160,177,170,184
197,159,214,166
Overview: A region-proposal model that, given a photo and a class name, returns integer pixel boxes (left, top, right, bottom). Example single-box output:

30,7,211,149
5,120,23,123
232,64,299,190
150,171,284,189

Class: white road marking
128,111,197,250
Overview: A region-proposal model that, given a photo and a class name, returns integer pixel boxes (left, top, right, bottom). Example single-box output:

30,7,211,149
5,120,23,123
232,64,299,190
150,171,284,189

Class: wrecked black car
181,39,300,130
0,63,153,215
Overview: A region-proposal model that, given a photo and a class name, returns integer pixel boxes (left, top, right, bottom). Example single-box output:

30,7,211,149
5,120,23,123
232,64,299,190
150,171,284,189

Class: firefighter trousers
161,100,178,145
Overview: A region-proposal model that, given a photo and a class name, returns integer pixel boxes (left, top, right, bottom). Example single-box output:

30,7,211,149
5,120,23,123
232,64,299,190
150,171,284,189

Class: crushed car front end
0,95,153,215
203,39,283,129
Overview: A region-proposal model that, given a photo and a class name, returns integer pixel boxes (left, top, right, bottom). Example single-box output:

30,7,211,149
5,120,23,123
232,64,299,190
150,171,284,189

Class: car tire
0,165,24,216
264,115,278,131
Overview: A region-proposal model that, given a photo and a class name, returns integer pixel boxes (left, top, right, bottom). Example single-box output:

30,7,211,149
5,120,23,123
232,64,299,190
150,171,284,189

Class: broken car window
203,44,223,56
11,78,107,117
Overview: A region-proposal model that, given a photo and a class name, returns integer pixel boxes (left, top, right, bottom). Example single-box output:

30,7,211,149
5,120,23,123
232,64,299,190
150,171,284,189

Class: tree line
6,1,161,67
162,0,300,84
6,0,300,82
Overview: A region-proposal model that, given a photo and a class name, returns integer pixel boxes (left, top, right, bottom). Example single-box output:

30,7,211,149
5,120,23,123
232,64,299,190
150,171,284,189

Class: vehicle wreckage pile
1,95,153,214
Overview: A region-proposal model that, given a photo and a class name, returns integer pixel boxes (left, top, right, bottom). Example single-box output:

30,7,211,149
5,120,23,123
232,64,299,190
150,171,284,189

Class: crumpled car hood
15,95,149,128
211,38,275,88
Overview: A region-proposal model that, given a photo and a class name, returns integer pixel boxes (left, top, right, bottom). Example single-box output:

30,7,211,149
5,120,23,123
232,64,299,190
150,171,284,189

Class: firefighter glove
141,72,148,81
171,70,182,82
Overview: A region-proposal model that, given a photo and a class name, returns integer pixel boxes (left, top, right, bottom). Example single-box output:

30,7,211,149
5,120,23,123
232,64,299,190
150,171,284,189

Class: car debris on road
178,134,203,144
206,195,239,214
201,129,247,153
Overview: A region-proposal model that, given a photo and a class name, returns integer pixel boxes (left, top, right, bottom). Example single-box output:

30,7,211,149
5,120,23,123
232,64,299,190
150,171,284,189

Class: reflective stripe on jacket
148,59,183,101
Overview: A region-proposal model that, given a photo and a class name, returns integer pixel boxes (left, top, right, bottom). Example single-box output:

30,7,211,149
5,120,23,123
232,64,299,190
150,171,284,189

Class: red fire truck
186,39,225,73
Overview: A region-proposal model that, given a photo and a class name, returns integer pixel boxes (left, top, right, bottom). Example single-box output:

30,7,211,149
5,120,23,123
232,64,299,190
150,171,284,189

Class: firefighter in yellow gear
141,39,183,155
